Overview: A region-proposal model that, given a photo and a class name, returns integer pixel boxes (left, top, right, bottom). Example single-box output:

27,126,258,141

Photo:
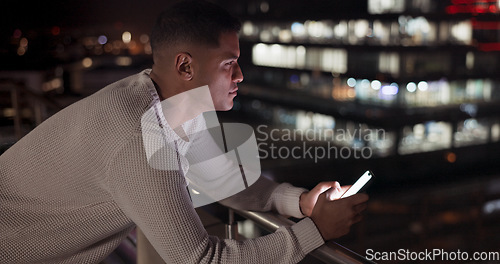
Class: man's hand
310,192,368,241
299,181,350,217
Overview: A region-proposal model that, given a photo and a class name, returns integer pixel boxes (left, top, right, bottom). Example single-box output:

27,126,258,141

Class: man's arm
107,135,324,263
218,176,308,218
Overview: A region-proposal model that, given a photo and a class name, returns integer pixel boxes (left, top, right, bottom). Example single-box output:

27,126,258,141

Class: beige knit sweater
0,69,324,263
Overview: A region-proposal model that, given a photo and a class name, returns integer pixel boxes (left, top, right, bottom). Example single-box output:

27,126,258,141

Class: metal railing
227,208,376,264
0,81,62,140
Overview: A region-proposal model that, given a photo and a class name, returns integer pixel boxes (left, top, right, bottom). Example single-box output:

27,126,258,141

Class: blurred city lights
445,152,457,163
307,21,324,38
291,22,306,36
278,29,292,43
368,0,405,14
260,1,269,13
242,21,255,36
51,26,61,36
459,103,478,116
347,88,356,98
82,57,93,68
252,43,346,73
104,43,113,53
144,43,152,55
492,123,500,142
371,80,381,90
466,51,474,70
354,20,369,38
122,31,132,44
360,79,370,89
406,82,417,92
13,29,22,38
97,35,108,45
381,84,398,95
483,199,500,215
19,38,28,48
17,47,26,56
139,34,149,44
418,81,428,91
115,56,132,66
42,78,63,92
451,20,472,44
334,21,348,38
347,78,357,87
464,118,478,130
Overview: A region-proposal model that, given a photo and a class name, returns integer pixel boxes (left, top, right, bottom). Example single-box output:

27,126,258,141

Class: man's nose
232,63,244,83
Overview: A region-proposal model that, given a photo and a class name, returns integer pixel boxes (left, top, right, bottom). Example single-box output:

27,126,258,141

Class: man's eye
226,61,234,66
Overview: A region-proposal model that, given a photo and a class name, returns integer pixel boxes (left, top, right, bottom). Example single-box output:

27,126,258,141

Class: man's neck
149,68,216,134
150,65,190,101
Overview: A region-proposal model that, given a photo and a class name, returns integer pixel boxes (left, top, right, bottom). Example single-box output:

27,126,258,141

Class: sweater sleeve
106,135,324,264
219,177,309,219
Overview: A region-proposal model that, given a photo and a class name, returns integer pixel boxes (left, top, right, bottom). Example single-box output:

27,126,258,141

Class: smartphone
341,170,374,198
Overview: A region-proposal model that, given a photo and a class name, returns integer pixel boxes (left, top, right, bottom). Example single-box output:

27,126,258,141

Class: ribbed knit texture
0,69,324,263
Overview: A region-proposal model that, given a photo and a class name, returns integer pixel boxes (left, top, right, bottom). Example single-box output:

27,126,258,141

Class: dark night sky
0,0,173,35
0,0,368,36
0,0,368,69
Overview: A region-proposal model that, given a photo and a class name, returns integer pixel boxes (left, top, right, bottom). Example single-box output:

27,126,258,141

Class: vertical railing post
10,85,22,140
225,208,239,240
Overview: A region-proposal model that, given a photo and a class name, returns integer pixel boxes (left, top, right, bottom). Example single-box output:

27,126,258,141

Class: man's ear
175,52,193,81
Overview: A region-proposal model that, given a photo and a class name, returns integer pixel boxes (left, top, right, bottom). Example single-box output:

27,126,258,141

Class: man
0,0,368,263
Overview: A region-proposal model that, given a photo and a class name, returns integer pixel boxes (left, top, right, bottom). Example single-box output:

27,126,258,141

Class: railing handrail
231,208,377,264
0,80,63,140
0,81,63,110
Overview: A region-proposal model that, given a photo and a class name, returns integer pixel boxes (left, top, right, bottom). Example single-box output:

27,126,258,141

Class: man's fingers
316,191,328,203
325,184,343,200
340,185,351,195
312,181,340,194
310,181,341,201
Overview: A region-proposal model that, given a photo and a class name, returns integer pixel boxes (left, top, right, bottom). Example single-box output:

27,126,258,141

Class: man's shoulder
92,69,153,102
84,69,155,127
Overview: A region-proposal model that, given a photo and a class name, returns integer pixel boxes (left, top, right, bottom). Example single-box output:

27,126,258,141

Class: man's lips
229,87,238,94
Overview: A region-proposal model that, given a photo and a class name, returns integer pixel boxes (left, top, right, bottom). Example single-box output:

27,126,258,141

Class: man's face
194,31,243,111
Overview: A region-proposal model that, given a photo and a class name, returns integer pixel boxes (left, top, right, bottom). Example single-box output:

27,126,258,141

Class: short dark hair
151,0,241,55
